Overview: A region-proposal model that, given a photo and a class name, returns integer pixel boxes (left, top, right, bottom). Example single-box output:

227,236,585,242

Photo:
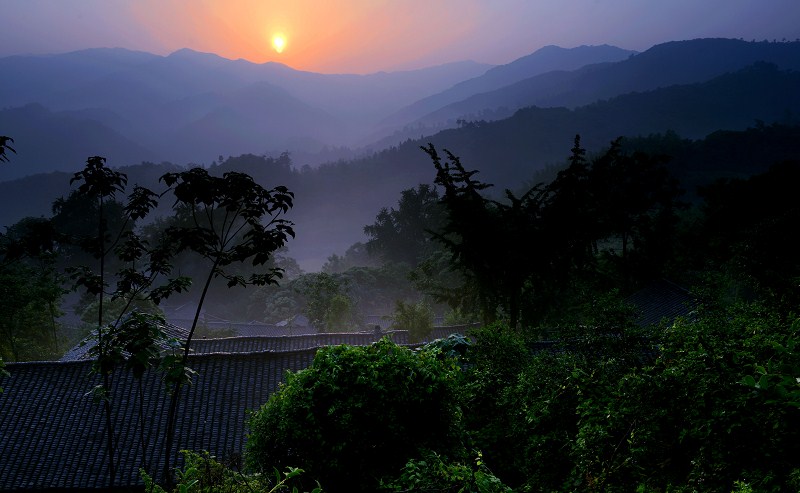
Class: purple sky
2,0,799,73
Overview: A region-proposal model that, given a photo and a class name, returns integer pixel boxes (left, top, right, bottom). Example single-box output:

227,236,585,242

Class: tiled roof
191,330,410,354
425,324,480,341
164,319,310,337
3,325,481,491
625,279,697,327
19,304,665,488
60,323,190,362
0,350,318,491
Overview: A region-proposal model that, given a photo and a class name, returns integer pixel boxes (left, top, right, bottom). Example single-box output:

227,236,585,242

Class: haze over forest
1,2,799,329
2,37,800,270
6,4,800,490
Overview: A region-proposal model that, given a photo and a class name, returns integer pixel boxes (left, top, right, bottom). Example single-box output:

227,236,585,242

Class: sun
272,34,287,54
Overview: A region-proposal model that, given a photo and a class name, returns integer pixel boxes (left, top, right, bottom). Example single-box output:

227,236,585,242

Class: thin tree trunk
163,259,219,486
137,379,149,471
98,198,116,486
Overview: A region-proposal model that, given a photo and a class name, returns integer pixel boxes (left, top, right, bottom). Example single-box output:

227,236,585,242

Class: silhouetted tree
158,167,294,484
68,156,188,486
0,136,15,164
364,184,445,266
0,227,64,361
423,144,552,329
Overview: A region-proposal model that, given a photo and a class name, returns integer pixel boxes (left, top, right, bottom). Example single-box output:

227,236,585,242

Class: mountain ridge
3,61,798,269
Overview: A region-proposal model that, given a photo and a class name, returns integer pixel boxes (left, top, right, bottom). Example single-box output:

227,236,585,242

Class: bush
459,324,529,486
391,299,434,342
380,450,512,493
568,303,800,492
246,338,465,492
141,450,321,493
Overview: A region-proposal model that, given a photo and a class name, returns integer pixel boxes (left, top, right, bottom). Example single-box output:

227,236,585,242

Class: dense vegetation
3,115,800,491
240,127,800,491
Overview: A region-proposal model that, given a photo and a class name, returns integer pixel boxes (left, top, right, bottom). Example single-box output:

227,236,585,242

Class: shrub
246,338,465,492
380,450,512,493
141,450,321,493
391,299,434,342
459,324,531,487
569,303,800,492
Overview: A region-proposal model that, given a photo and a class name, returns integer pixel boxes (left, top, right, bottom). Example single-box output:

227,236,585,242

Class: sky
2,0,799,74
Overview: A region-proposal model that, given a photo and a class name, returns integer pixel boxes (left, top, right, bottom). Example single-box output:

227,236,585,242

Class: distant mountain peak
166,47,229,62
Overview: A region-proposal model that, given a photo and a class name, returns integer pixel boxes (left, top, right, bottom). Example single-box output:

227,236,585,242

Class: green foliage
364,184,445,266
459,324,538,488
0,217,66,361
0,356,7,393
742,317,800,408
380,450,512,493
322,242,380,273
141,450,321,493
425,333,473,360
691,160,800,310
567,304,800,492
294,273,359,332
391,299,434,342
443,306,477,326
247,338,465,492
0,256,65,361
422,138,683,329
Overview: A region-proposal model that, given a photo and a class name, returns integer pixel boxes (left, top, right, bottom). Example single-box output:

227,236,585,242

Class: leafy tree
692,160,800,309
380,451,511,493
158,167,294,484
423,144,552,329
422,138,683,329
0,356,7,393
66,156,184,486
0,217,65,361
586,138,683,286
142,450,321,493
247,338,465,493
0,259,64,361
568,303,800,492
390,299,434,343
0,136,15,163
321,242,379,273
364,184,445,266
295,272,357,331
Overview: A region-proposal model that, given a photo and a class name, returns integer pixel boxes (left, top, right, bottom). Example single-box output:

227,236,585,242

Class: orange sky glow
3,1,799,74
128,0,484,73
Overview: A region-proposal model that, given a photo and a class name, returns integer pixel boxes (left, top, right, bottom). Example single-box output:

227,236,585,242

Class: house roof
625,279,697,327
1,324,478,491
191,330,410,354
59,323,190,362
1,349,318,491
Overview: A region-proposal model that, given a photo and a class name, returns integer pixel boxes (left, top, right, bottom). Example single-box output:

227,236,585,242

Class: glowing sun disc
272,34,286,54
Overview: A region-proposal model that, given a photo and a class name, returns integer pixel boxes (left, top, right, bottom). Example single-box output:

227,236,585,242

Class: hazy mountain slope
0,103,156,181
0,48,492,174
380,44,636,130
283,62,800,266
3,60,799,269
0,48,160,108
152,81,346,164
413,62,800,186
409,38,800,129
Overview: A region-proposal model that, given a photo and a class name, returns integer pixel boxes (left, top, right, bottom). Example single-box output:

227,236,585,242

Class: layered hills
2,38,800,269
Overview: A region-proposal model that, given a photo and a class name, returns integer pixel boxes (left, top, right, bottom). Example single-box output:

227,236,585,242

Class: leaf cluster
160,168,295,288
141,450,321,493
247,338,465,492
